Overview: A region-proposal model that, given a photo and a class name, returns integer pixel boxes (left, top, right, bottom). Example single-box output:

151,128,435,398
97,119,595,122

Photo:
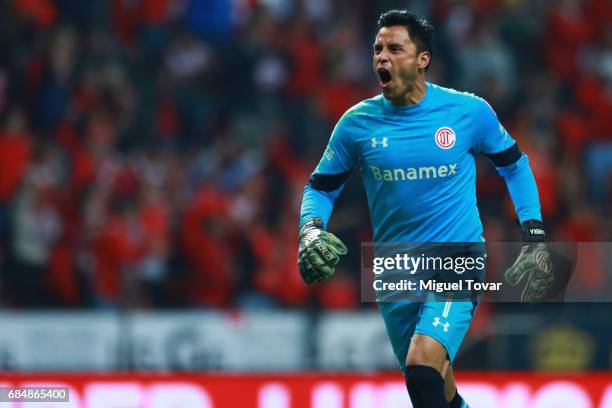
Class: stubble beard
386,72,417,106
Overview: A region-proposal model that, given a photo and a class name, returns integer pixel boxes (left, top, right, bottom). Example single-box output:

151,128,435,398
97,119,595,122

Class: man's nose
375,50,389,65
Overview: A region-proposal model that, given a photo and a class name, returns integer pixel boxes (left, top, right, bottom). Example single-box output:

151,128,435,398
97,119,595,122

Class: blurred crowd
0,0,610,309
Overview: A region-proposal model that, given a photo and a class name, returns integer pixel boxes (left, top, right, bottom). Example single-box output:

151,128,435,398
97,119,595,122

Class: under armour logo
432,317,450,332
371,137,388,148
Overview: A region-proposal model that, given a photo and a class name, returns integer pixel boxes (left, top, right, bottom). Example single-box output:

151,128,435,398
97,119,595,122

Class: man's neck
389,77,427,107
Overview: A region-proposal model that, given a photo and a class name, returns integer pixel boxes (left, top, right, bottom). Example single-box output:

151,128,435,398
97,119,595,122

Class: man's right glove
298,218,348,285
504,220,554,302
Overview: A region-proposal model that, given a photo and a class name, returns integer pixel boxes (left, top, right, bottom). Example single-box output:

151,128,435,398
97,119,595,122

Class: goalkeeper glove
504,220,553,303
297,218,348,285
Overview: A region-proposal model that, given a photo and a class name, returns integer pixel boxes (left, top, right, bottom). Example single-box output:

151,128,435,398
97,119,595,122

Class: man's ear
417,51,431,70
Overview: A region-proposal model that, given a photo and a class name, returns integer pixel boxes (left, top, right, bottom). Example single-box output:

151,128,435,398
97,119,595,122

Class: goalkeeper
298,9,552,408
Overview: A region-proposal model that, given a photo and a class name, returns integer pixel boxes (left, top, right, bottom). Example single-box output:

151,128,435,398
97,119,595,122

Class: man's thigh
378,298,478,375
414,298,478,364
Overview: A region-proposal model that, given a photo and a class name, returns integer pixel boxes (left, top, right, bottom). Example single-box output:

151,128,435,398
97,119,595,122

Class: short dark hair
377,10,434,61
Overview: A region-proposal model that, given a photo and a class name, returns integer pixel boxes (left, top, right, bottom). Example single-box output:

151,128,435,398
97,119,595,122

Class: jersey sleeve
313,115,356,175
299,115,357,229
472,98,515,155
473,98,543,223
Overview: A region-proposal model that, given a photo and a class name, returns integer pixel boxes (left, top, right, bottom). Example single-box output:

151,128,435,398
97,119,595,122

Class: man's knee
406,334,449,374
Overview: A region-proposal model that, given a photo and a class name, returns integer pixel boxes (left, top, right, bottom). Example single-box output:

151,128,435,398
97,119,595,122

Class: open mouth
377,68,392,84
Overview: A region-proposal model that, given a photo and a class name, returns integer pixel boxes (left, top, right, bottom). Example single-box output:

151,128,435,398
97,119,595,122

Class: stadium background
0,0,610,406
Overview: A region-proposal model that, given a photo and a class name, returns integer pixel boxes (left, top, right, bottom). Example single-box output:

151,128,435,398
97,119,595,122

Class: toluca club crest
435,127,456,149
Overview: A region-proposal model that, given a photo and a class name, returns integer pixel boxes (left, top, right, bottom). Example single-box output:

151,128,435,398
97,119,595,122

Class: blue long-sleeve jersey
300,82,542,242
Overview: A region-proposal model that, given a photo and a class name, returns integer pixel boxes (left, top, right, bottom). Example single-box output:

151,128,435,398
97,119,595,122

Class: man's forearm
496,154,542,223
299,183,341,229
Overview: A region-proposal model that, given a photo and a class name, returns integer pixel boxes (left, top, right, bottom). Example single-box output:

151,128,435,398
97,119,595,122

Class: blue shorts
378,297,478,375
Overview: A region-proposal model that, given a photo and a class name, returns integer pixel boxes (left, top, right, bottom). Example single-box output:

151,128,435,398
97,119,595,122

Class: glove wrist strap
300,217,324,235
521,219,546,242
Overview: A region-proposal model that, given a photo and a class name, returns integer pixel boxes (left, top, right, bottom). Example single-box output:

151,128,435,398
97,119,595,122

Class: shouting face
373,26,430,105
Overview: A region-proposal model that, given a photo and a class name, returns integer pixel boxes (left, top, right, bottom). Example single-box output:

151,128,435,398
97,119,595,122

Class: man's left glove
504,220,554,302
298,218,348,285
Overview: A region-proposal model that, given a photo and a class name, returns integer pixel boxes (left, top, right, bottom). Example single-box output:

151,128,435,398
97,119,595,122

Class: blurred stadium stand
0,0,610,374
